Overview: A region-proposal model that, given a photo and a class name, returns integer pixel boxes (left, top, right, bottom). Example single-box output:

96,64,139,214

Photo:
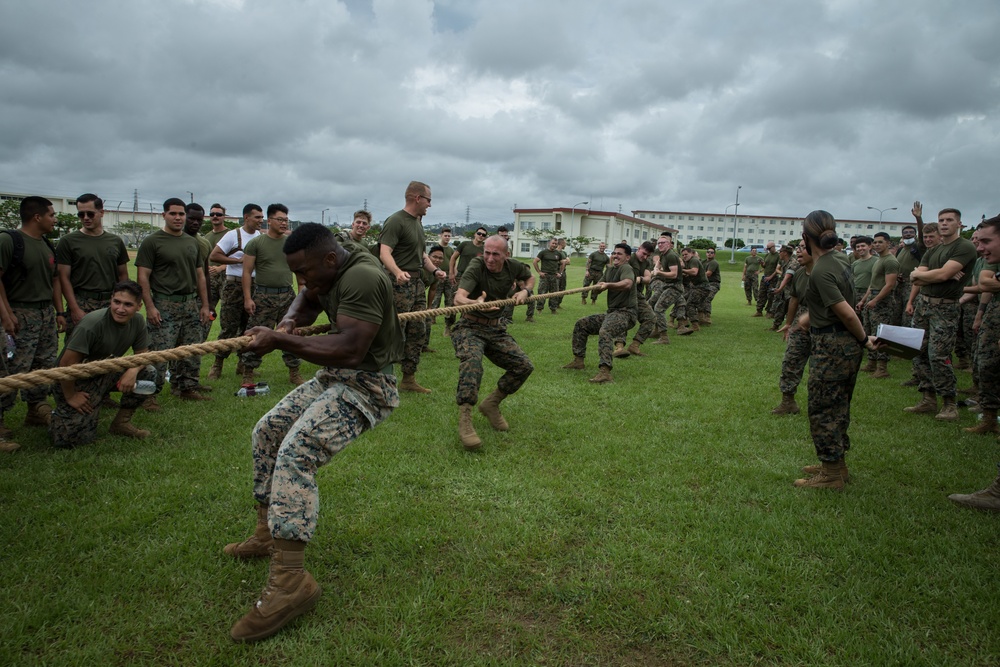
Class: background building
512,207,676,257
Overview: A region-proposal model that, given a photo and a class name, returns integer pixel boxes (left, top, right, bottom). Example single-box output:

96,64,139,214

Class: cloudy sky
1,0,998,228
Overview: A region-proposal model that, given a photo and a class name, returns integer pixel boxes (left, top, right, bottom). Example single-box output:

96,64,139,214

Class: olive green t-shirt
895,242,923,278
687,257,708,285
0,231,56,303
970,257,986,286
805,251,854,329
761,251,780,277
851,255,877,293
536,248,562,274
789,267,810,317
244,233,293,289
918,237,977,300
743,255,763,276
458,257,532,317
334,231,371,253
454,241,484,277
705,259,721,284
657,249,682,285
204,229,229,266
196,235,211,270
61,307,149,362
628,254,652,282
869,254,900,293
317,249,404,373
55,230,129,293
379,209,425,272
603,262,637,313
588,251,610,275
134,230,200,296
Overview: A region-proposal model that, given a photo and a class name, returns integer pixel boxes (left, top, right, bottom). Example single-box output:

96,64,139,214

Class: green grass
2,264,999,666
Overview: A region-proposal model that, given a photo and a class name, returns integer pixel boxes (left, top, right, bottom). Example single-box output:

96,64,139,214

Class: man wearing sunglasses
449,226,487,294
56,193,130,339
202,204,230,338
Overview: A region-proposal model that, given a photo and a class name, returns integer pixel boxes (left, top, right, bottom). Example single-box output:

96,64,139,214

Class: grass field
2,261,999,666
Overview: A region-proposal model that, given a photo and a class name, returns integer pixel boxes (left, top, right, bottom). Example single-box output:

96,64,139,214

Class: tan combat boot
207,358,224,380
904,392,937,414
141,396,162,412
801,460,852,483
224,503,275,559
243,366,257,385
871,360,890,379
235,360,245,376
109,409,150,439
668,317,677,329
700,313,712,325
964,409,998,434
179,390,212,402
935,397,959,421
948,467,1000,511
677,320,694,335
230,540,321,643
627,340,646,357
794,460,845,490
900,376,919,387
562,357,585,370
861,357,877,373
771,393,800,415
478,389,509,431
588,366,614,384
690,320,701,332
400,374,432,394
612,342,630,358
458,404,482,450
288,368,305,386
0,437,20,453
24,402,52,427
651,331,670,345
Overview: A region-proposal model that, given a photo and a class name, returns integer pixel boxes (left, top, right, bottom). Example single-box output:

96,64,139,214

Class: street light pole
569,200,588,241
866,206,897,224
187,191,194,204
728,185,742,264
321,208,330,226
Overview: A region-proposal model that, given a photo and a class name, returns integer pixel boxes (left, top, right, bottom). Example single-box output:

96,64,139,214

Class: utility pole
465,206,470,226
363,198,368,211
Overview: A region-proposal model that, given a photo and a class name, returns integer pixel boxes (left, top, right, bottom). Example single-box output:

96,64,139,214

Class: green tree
687,238,716,249
0,199,20,230
522,227,548,251
724,237,745,249
54,212,80,239
112,221,156,248
567,235,597,256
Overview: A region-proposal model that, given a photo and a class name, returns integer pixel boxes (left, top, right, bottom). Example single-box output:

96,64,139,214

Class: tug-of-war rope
0,286,597,393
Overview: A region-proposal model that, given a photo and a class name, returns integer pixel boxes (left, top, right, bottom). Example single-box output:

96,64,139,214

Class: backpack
0,229,56,289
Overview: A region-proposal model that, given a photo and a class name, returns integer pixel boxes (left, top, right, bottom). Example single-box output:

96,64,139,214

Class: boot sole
231,585,322,643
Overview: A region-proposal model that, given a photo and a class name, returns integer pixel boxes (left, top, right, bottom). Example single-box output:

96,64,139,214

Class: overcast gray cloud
0,0,998,228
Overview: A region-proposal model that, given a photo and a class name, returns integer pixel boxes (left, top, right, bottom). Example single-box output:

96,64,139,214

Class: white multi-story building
632,209,914,247
511,207,677,257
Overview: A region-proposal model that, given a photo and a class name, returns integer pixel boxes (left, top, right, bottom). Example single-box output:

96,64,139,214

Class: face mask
902,238,915,245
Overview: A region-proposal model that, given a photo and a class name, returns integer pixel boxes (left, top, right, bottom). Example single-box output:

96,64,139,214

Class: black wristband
857,336,867,346
56,311,67,317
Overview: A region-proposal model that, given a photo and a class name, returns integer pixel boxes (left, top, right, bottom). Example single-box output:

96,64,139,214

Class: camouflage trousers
559,269,567,291
756,276,774,313
686,284,710,321
429,279,456,327
393,278,427,376
149,298,203,393
536,274,562,311
744,274,759,304
653,284,685,330
955,300,978,363
3,305,58,409
975,301,1000,411
572,310,637,370
807,330,862,462
911,296,960,398
862,291,896,362
582,270,603,303
779,322,811,395
648,280,666,309
64,295,110,340
216,278,251,360
500,289,534,322
252,368,398,542
702,283,720,315
49,366,155,449
451,319,533,406
769,287,790,327
203,270,226,340
892,279,911,327
240,288,301,370
615,293,655,346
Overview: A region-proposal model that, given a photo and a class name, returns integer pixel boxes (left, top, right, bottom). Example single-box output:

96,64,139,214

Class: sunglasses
209,212,225,217
475,232,487,237
77,211,98,219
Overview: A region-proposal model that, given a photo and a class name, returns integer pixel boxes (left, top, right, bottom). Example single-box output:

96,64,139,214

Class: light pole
187,191,194,204
321,208,330,226
728,185,742,264
866,206,897,224
569,200,588,240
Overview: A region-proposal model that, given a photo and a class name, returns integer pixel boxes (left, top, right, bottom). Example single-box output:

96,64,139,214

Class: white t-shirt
215,227,261,278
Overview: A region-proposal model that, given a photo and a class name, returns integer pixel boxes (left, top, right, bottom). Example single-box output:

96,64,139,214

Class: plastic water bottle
235,382,270,397
5,334,14,361
133,380,157,395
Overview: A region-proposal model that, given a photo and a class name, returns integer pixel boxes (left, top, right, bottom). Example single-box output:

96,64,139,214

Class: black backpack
1,229,56,289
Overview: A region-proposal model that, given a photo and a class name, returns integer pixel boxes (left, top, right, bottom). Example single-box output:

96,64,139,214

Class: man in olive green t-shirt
858,232,900,377
906,207,978,420
0,196,64,446
533,237,564,313
583,242,610,304
755,242,780,315
432,228,457,333
204,203,231,333
378,181,447,394
239,204,303,386
742,247,764,306
226,223,403,642
135,198,211,406
849,237,876,306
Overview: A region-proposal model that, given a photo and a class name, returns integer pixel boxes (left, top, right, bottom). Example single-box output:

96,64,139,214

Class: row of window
637,213,899,231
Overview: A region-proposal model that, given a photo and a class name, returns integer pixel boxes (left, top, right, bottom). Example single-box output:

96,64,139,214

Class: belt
75,290,113,300
9,300,50,309
810,322,849,334
225,276,244,282
463,312,502,326
924,296,957,305
255,285,292,294
152,292,196,303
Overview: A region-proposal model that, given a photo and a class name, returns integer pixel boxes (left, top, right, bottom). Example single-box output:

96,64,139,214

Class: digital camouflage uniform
976,298,1000,413
652,249,684,330
616,253,655,346
861,253,900,363
779,269,810,396
149,298,203,393
240,290,300,372
393,279,427,376
702,258,721,317
756,251,780,314
743,254,763,304
770,258,799,329
572,262,637,370
4,306,58,409
535,247,563,312
379,209,430,377
49,366,155,449
583,250,610,303
683,256,710,320
214,228,259,361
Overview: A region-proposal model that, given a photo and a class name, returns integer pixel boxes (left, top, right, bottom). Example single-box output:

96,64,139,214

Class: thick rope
0,285,598,392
